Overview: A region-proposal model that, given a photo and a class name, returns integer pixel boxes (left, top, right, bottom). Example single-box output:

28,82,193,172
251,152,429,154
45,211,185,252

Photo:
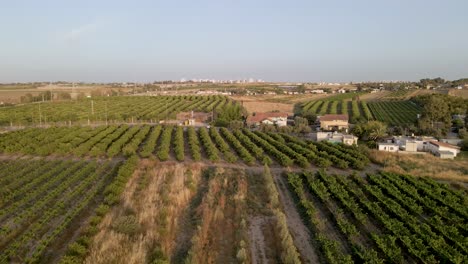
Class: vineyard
367,101,421,126
0,157,138,263
0,125,369,169
299,97,422,125
0,95,235,126
286,170,468,263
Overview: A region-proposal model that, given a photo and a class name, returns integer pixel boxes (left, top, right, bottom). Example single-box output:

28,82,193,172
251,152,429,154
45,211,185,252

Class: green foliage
157,126,173,161
112,215,141,236
0,95,236,126
187,126,201,161
352,120,387,141
214,100,245,127
174,126,185,161
198,127,219,162
140,125,163,158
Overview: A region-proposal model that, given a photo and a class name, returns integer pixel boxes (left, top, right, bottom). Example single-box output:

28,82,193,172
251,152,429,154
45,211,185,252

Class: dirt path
272,172,321,264
248,216,269,264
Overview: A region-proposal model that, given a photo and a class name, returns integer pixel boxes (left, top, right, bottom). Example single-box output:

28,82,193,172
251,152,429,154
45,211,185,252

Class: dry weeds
84,160,202,264
369,150,468,182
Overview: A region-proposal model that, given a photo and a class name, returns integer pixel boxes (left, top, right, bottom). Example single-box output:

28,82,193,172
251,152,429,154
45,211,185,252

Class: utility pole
105,101,108,126
165,100,168,122
91,100,94,115
39,104,42,127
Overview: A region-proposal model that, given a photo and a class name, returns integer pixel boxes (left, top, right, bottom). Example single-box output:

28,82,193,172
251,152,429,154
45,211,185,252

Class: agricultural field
0,115,466,263
299,97,422,126
286,170,468,263
0,125,370,169
0,95,234,126
367,101,421,126
299,99,373,123
0,157,137,263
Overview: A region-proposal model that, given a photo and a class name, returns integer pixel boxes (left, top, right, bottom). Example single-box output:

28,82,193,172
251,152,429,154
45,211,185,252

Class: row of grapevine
299,97,421,125
173,126,185,161
242,129,293,166
0,95,239,126
286,170,468,264
1,126,370,168
198,127,219,162
219,128,255,165
0,159,120,263
187,127,201,161
156,126,173,161
209,127,237,163
60,156,139,263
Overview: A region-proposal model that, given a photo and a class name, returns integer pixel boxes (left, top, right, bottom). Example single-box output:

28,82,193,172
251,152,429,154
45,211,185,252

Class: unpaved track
248,216,269,264
272,172,320,264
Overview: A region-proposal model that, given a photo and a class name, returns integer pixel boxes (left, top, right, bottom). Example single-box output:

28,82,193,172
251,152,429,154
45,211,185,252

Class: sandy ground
241,101,294,114
272,172,321,264
248,216,270,264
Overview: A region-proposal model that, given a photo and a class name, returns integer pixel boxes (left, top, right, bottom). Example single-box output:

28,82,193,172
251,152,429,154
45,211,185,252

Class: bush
112,215,141,236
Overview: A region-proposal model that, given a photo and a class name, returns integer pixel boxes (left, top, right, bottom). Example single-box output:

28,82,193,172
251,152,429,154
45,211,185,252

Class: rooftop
319,114,349,122
428,141,460,149
247,112,289,123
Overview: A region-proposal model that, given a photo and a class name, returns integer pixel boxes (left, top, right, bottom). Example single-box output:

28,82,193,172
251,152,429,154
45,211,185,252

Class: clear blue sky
1,0,467,83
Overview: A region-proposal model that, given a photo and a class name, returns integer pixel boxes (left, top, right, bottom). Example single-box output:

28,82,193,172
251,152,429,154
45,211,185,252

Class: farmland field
299,99,373,123
0,119,466,263
0,95,235,126
367,101,421,126
0,125,370,169
286,170,468,263
0,158,135,263
299,98,422,126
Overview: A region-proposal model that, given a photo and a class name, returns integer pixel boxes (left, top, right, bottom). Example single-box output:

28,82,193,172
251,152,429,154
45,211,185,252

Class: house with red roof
246,112,289,127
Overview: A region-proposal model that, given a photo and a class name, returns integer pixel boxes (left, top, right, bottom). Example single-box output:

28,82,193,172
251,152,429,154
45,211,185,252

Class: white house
246,112,289,127
425,141,461,159
310,89,325,94
378,142,399,152
392,136,437,152
313,132,358,145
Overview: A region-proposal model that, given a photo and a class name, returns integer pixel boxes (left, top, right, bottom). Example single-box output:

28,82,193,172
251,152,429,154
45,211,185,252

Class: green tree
418,96,451,135
352,121,387,141
214,103,245,127
293,116,311,134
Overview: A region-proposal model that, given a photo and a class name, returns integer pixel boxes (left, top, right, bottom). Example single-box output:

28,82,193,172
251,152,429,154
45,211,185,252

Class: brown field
0,84,129,103
82,159,313,264
232,94,327,114
448,89,468,99
0,90,42,104
359,91,391,101
85,161,203,263
369,149,468,182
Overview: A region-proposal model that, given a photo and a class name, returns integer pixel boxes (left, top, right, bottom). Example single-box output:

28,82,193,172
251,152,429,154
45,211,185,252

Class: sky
1,0,467,83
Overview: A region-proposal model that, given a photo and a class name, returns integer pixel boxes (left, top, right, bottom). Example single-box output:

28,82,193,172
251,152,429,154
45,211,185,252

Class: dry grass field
448,89,468,99
232,94,327,114
85,161,203,263
369,149,468,182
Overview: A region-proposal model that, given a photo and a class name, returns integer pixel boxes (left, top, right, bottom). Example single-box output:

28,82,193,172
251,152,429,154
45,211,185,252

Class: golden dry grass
85,160,202,264
232,94,327,115
369,150,468,182
185,167,248,264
